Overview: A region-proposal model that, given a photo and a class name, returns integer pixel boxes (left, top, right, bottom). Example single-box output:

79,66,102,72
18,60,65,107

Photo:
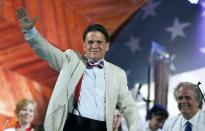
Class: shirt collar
181,110,200,127
15,122,33,131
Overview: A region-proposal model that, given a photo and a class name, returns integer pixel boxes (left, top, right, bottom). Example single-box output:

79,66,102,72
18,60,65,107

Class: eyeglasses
197,82,205,102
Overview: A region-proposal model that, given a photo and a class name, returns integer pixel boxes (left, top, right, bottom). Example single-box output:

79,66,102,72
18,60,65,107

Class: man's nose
180,97,188,103
92,41,99,47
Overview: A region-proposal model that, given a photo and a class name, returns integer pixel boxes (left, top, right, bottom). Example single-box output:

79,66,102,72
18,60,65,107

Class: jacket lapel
67,59,86,100
104,61,117,131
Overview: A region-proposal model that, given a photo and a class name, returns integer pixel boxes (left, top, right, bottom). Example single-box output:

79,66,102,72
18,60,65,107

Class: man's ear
83,42,86,51
106,42,110,52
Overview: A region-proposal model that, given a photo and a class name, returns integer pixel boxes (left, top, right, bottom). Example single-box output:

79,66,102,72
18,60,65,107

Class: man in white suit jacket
162,82,205,131
16,8,140,131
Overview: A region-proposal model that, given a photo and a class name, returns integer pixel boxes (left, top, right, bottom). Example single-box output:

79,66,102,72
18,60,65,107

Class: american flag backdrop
106,0,205,89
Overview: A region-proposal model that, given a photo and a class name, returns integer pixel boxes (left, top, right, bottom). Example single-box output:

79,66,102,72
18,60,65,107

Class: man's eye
185,96,192,100
97,41,103,44
88,41,94,44
86,40,104,45
178,96,183,100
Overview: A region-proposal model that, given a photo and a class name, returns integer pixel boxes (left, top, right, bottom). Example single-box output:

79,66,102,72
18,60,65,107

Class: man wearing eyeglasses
16,7,140,131
162,82,205,131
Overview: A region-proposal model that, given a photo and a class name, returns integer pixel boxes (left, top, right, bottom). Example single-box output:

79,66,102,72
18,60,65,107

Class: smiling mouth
90,50,100,52
179,105,190,110
90,51,100,54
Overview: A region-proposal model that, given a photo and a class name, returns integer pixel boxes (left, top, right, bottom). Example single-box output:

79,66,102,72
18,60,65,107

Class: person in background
162,82,205,131
140,103,169,131
16,7,140,131
4,98,36,131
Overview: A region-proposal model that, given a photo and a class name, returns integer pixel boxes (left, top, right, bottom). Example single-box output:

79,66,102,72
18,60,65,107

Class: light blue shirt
181,110,200,131
75,65,106,121
162,110,205,131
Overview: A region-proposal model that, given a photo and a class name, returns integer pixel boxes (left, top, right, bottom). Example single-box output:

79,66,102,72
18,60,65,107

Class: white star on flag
142,0,161,19
125,36,142,54
166,18,191,41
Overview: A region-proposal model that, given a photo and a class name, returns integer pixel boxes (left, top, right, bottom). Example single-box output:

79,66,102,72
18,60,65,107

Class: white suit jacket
162,110,205,131
25,28,140,131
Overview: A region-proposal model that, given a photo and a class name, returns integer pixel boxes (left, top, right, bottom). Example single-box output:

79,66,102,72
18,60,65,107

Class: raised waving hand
16,7,37,30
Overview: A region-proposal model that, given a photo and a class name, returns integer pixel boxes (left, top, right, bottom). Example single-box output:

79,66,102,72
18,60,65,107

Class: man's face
83,31,109,62
176,86,199,119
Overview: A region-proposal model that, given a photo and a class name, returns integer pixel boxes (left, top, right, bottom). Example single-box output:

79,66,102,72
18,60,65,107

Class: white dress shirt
162,110,205,131
74,64,106,121
181,111,200,131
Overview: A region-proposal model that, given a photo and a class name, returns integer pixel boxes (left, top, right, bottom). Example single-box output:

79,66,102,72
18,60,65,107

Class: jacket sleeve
24,27,65,72
117,70,141,131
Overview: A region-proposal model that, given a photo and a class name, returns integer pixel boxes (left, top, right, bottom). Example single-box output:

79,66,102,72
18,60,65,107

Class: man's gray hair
174,82,203,108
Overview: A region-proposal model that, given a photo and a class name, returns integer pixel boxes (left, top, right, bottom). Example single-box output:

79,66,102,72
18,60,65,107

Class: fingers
116,118,121,127
16,7,28,20
16,7,37,30
112,112,122,130
112,116,118,128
